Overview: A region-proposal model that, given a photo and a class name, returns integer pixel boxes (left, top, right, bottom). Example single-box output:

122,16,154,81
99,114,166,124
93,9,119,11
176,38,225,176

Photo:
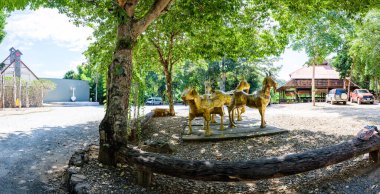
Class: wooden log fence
123,135,380,185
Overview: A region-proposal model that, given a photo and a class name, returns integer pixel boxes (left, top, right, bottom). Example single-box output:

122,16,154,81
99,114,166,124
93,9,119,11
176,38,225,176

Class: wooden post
18,75,22,109
348,62,354,101
369,150,379,163
41,86,44,106
135,164,153,187
25,82,29,108
13,70,16,108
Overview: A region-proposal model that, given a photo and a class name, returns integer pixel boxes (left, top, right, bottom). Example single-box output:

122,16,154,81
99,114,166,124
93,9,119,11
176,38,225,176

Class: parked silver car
326,88,348,105
145,97,163,105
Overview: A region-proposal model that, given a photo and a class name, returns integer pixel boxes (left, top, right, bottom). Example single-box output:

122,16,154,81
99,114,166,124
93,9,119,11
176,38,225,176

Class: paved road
0,106,105,193
0,105,182,193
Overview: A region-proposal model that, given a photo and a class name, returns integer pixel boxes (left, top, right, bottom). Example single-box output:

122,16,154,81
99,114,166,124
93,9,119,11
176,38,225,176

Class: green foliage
174,59,271,97
332,44,353,79
0,10,6,43
39,79,56,91
63,70,77,79
0,62,5,70
350,9,380,83
291,11,353,64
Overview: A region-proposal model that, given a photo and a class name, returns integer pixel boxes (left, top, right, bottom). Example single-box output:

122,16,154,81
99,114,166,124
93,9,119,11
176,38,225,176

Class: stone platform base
44,102,100,107
182,118,288,141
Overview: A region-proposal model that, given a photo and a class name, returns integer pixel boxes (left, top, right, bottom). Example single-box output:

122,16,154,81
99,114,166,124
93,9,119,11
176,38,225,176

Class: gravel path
0,106,105,193
78,102,380,193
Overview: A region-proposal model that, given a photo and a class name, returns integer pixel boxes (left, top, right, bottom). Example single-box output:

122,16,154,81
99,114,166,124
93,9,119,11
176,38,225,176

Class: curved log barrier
122,135,380,184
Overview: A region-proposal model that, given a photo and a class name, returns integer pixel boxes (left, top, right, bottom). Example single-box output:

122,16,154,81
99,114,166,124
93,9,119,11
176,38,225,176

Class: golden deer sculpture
181,88,225,136
208,79,250,123
228,76,277,128
234,79,250,121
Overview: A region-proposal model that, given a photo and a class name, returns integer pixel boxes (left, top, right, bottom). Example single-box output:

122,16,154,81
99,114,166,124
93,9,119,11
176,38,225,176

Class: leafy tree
332,44,353,79
139,0,295,115
291,11,353,106
0,10,5,43
63,70,77,79
174,58,274,98
63,0,173,164
350,9,380,91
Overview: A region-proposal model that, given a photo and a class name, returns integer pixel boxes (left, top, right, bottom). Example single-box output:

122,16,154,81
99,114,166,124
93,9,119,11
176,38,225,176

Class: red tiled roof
289,65,340,79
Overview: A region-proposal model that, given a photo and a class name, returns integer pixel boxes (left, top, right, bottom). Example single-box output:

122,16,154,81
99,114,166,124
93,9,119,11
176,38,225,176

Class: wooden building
277,64,359,103
0,47,39,108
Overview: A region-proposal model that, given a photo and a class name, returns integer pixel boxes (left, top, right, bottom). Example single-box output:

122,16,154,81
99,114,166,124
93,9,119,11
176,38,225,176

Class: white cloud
5,8,93,51
275,48,309,80
69,58,87,71
40,70,67,78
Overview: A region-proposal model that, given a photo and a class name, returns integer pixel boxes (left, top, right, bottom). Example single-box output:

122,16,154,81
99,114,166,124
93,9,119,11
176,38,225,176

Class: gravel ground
0,106,105,193
78,103,380,194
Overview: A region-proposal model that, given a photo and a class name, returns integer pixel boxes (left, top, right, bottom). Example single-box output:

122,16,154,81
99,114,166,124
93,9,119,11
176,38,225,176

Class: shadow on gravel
317,104,380,124
0,121,100,193
75,115,379,193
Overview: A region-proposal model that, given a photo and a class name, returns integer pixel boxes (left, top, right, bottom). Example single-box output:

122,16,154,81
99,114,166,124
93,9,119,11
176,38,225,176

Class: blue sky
0,8,92,78
0,8,309,80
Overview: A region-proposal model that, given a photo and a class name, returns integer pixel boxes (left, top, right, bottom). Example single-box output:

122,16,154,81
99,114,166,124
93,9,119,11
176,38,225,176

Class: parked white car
326,88,348,105
145,97,163,105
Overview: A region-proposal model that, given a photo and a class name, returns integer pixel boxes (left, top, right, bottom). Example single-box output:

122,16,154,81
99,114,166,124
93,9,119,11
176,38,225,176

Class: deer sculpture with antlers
228,75,277,128
181,87,227,136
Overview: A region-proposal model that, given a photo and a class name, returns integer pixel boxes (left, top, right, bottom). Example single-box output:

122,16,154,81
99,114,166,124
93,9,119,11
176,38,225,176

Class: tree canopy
350,9,380,87
291,11,353,65
0,10,5,43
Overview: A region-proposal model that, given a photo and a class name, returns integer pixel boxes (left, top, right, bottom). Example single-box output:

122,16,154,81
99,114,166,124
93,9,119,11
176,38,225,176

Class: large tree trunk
98,0,172,165
164,67,175,116
98,22,136,165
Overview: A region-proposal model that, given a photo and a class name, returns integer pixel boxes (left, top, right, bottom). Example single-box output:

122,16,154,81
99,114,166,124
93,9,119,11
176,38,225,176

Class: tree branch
170,58,180,68
150,38,167,66
117,0,139,17
134,0,172,36
167,31,177,73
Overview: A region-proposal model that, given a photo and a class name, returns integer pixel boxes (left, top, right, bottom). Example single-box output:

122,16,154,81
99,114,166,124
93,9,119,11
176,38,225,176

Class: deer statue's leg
239,106,246,121
232,108,238,125
204,112,212,136
228,105,236,128
219,110,224,131
188,115,194,134
211,114,216,123
259,107,266,128
233,109,238,122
